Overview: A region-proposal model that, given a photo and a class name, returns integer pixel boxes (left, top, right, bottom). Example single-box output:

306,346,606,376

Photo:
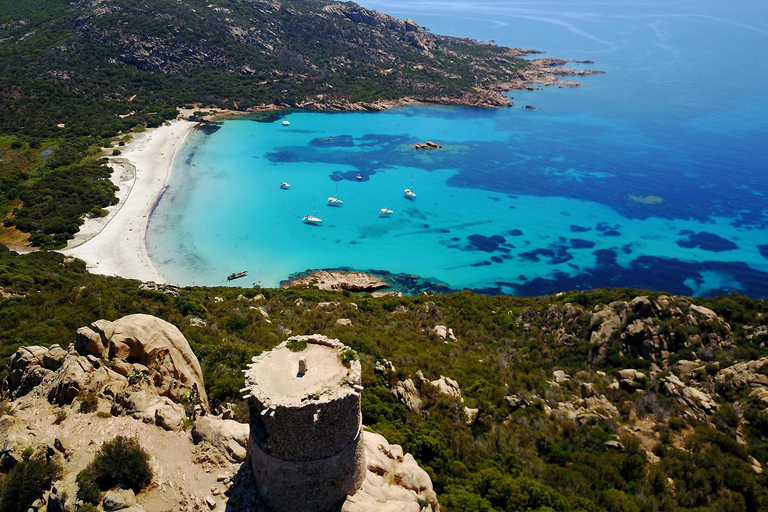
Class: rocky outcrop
392,379,423,415
588,296,732,365
75,314,209,410
715,357,768,399
3,315,209,432
661,375,718,417
392,372,470,421
547,394,620,425
283,270,389,292
343,431,439,512
617,369,648,392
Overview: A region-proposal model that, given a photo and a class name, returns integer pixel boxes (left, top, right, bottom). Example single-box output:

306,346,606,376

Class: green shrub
176,294,206,317
78,391,98,413
87,436,153,493
287,339,307,352
111,149,121,156
53,409,67,424
341,349,358,367
75,465,101,505
0,454,60,512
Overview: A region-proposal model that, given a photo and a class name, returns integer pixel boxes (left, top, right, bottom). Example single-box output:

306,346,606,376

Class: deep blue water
148,0,768,296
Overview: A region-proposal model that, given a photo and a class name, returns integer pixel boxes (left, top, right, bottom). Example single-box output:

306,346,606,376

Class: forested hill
0,0,536,138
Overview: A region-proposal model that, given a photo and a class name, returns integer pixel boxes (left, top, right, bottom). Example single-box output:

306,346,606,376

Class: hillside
0,248,767,511
0,0,585,139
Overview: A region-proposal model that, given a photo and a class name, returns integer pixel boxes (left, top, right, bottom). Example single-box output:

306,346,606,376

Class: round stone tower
242,335,366,512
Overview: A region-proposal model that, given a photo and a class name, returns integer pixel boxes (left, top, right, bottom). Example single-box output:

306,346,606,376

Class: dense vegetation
1,247,767,511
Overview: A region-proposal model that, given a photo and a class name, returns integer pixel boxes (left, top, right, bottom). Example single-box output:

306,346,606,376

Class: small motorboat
282,120,290,126
280,182,291,189
378,208,393,216
227,271,248,281
356,174,362,181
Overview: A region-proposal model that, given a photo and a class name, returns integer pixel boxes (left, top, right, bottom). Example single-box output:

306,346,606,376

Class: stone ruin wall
248,392,362,460
244,336,366,512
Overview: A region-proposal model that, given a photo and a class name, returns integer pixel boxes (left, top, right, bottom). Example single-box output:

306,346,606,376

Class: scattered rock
191,416,249,463
431,325,456,341
103,488,136,511
138,281,180,296
189,317,207,328
336,318,353,326
504,394,529,411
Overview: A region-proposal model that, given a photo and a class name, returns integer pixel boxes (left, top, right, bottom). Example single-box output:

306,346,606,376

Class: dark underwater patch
569,239,595,249
570,225,591,233
497,249,768,298
758,245,768,259
601,230,621,237
309,135,355,147
467,234,506,252
676,231,738,252
596,222,620,233
196,123,221,135
505,229,523,236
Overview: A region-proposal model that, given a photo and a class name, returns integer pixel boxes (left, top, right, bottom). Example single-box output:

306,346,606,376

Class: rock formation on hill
0,316,439,512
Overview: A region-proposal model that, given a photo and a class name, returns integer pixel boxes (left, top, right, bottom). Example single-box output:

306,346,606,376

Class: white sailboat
280,182,291,189
378,208,393,216
303,197,323,225
404,173,416,199
327,182,343,206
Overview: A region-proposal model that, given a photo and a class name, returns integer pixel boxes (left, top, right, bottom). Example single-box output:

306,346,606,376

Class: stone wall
244,335,366,512
248,393,362,461
249,426,366,512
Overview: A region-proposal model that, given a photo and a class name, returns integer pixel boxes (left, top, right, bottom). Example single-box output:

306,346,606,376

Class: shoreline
60,119,197,283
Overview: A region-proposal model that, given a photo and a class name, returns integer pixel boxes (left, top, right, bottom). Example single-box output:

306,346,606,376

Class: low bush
76,436,152,499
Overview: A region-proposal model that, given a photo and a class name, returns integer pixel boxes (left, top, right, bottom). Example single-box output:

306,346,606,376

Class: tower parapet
242,335,365,512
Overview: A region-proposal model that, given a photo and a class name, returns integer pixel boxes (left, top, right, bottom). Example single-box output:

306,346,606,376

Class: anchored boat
227,271,248,281
303,197,323,225
327,183,343,206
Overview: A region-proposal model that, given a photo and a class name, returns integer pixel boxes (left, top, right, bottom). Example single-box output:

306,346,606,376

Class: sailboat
404,173,417,199
303,197,323,225
378,208,393,216
327,182,343,206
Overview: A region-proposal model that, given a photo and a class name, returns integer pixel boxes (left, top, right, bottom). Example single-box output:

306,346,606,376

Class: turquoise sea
148,0,768,296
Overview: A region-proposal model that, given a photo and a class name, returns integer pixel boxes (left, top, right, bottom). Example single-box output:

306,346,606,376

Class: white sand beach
61,119,197,283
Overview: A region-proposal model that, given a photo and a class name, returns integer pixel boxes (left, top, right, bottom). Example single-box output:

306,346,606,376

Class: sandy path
61,119,197,283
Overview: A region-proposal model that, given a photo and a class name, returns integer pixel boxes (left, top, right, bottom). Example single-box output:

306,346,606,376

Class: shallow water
148,0,768,296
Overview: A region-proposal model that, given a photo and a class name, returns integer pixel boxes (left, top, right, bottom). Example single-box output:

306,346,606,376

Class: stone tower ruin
242,335,366,512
